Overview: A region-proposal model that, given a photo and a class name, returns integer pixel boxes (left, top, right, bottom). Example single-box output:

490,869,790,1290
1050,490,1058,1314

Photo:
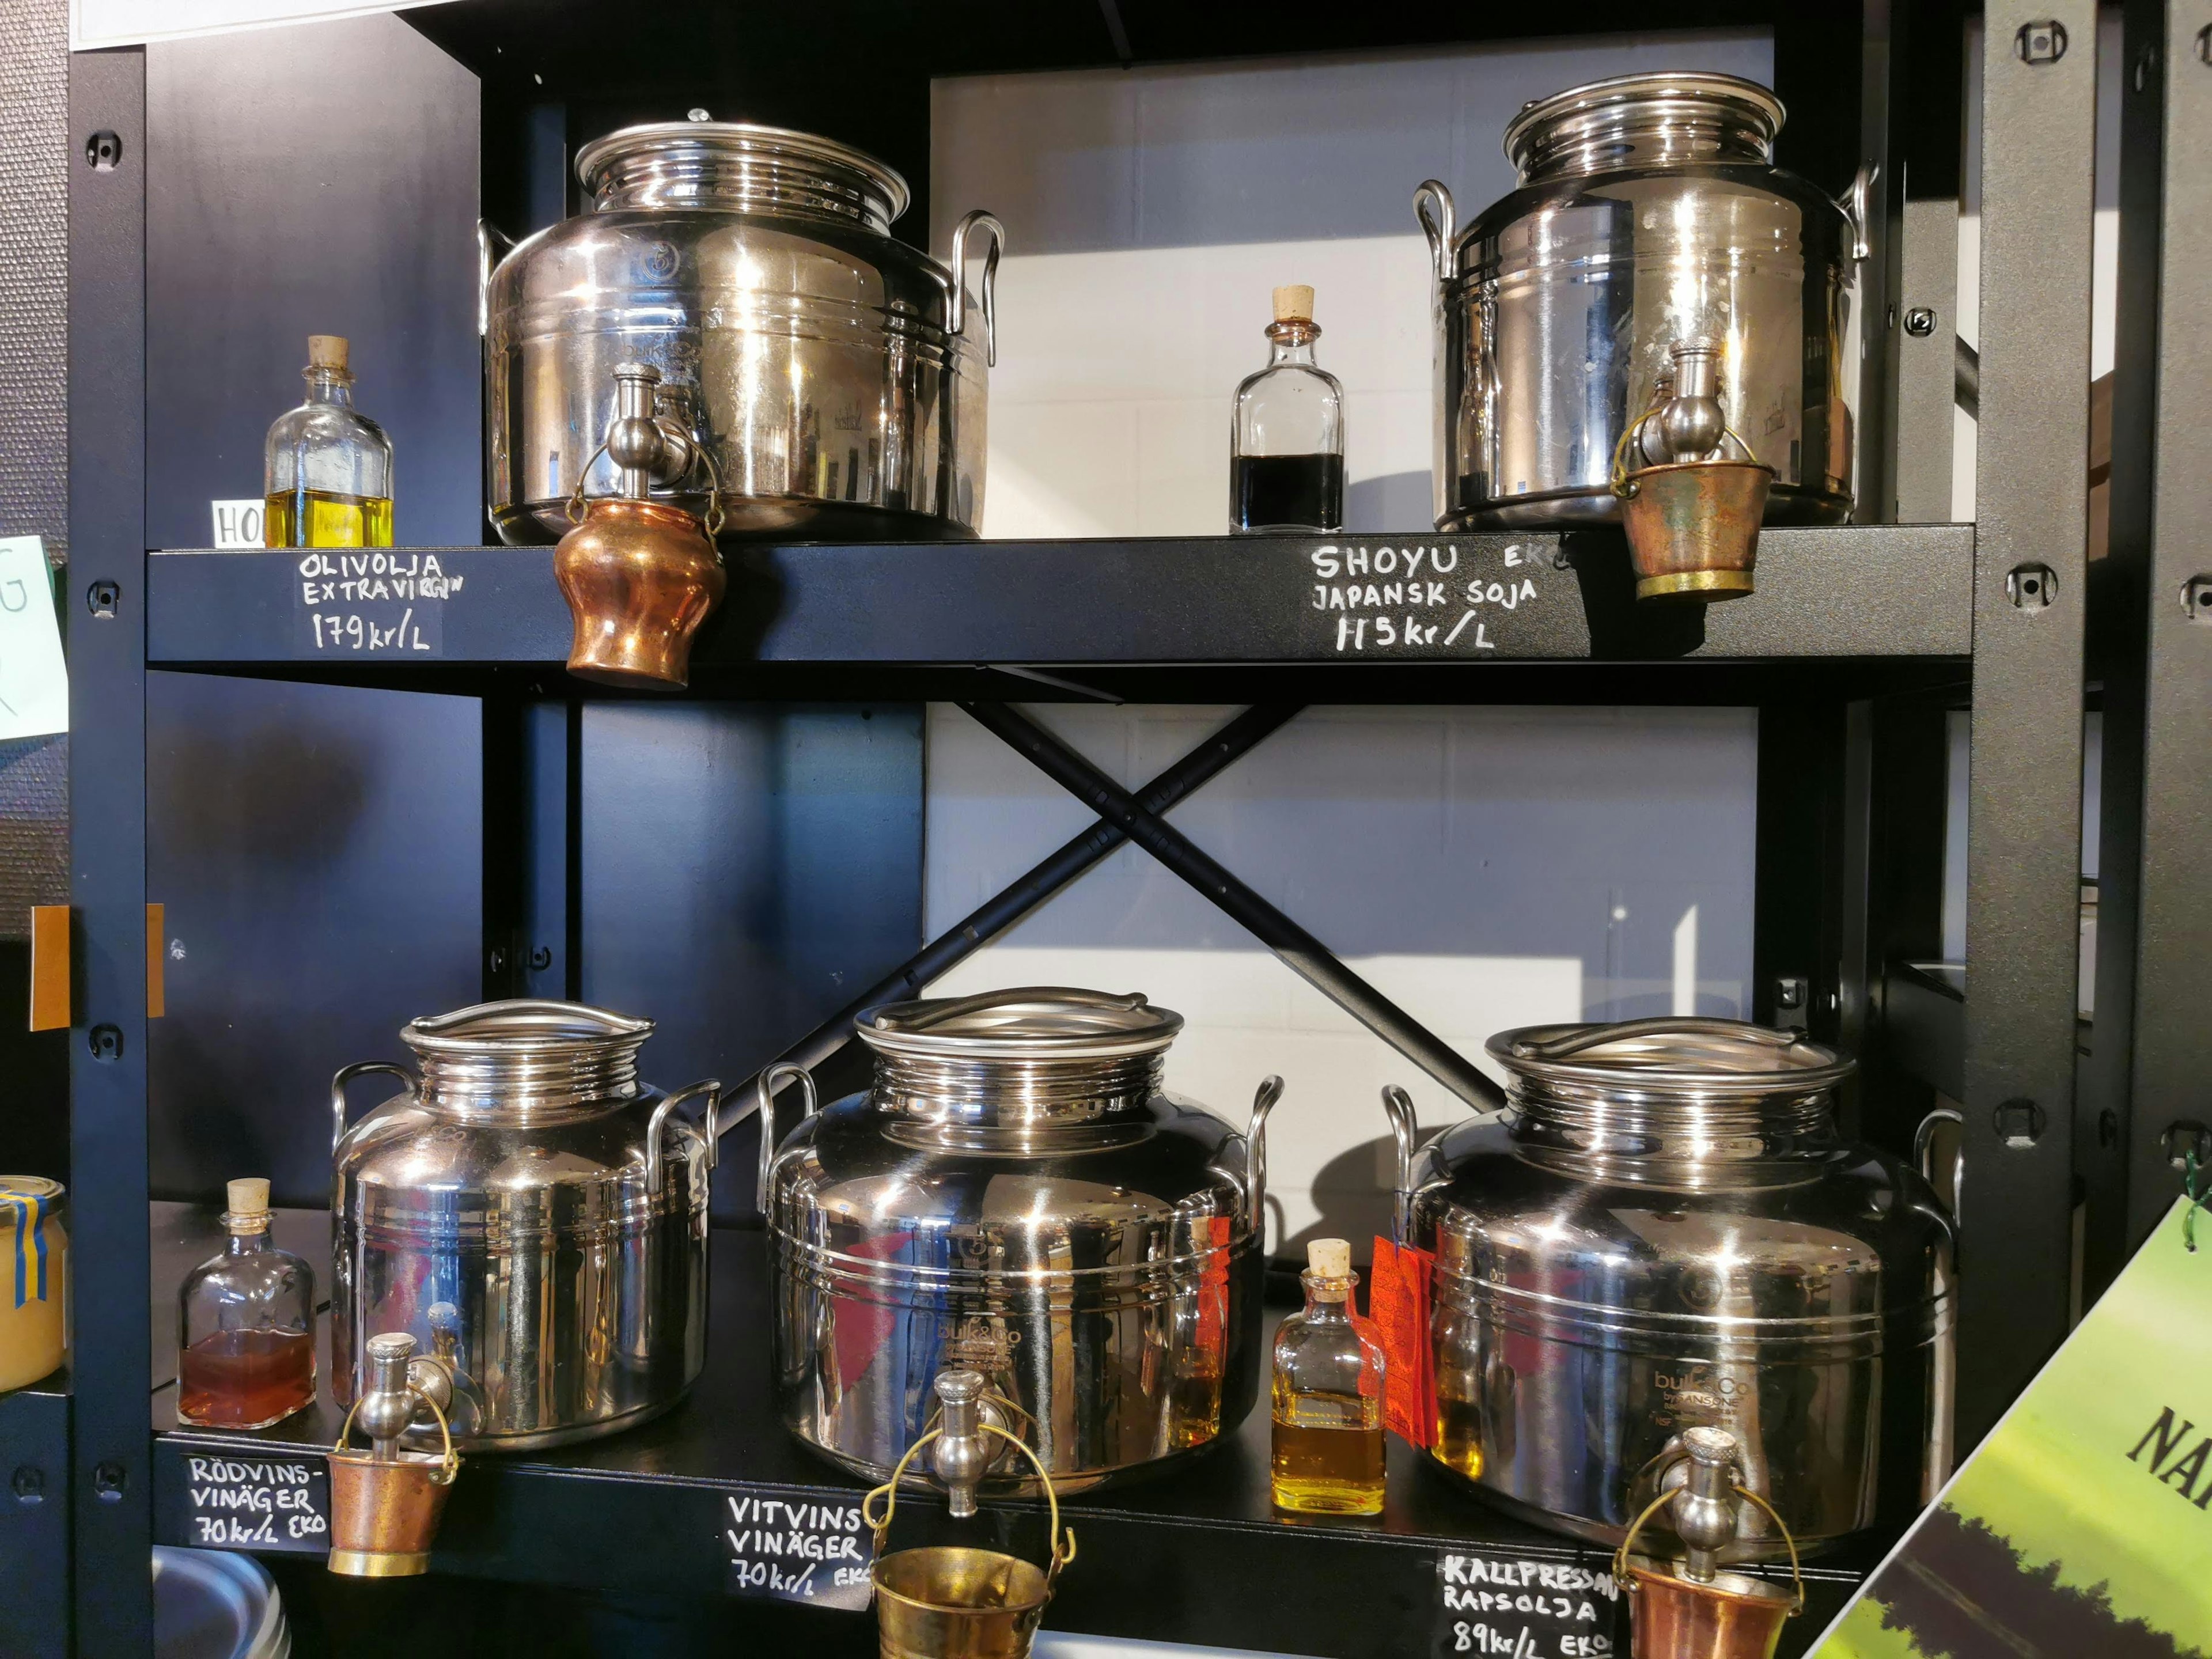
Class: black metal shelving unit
33,2,2210,1656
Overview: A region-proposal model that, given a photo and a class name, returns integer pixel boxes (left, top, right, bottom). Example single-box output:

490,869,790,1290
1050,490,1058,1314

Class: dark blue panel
579,704,923,1223
0,1383,69,1658
146,672,482,1207
145,12,480,550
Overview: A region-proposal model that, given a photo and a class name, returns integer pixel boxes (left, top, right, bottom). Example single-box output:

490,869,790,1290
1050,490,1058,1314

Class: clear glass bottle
263,334,393,548
1230,285,1346,533
177,1179,317,1429
1271,1237,1385,1514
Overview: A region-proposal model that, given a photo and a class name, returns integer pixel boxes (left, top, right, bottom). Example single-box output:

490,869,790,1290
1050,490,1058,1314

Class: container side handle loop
1381,1084,1419,1243
331,1062,416,1156
949,210,1006,368
1414,180,1456,286
1245,1075,1283,1243
645,1080,721,1195
749,1061,820,1214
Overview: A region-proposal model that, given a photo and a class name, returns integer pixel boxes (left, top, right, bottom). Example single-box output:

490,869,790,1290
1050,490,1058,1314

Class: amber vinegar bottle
177,1179,317,1429
1271,1238,1386,1514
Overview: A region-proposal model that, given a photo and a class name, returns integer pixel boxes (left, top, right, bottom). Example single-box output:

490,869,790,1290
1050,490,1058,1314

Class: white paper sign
211,500,266,551
0,539,69,741
72,0,455,51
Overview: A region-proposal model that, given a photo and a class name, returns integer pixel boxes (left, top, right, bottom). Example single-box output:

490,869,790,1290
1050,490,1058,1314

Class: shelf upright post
1957,2,2098,1445
1888,0,1968,524
2091,0,2212,1286
66,43,153,1658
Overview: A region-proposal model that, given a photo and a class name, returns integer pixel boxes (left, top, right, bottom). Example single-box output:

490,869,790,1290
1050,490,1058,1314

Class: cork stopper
1308,1237,1352,1279
1272,285,1315,325
306,335,350,372
226,1177,270,1221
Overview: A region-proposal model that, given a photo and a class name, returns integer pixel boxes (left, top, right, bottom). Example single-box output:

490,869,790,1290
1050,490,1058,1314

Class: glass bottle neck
225,1228,271,1256
304,368,354,407
1265,321,1319,368
1301,1273,1355,1321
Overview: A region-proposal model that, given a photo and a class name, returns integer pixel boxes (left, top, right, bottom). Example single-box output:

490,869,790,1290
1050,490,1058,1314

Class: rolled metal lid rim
575,120,912,222
1503,70,1787,166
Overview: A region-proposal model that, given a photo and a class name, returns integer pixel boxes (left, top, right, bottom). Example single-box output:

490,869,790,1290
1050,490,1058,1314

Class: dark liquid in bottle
1233,454,1344,532
177,1328,317,1429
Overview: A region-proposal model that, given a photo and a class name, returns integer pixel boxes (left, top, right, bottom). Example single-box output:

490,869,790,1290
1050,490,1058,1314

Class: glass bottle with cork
263,334,394,548
177,1179,317,1429
1271,1236,1386,1514
1230,285,1346,533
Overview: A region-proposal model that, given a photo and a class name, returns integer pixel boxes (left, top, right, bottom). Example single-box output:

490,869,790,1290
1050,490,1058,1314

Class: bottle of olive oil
263,335,393,548
1271,1237,1387,1514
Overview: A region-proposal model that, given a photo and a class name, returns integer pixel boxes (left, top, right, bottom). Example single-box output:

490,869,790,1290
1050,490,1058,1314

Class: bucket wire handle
564,437,726,536
1611,411,1763,498
1732,1484,1805,1614
863,1426,1077,1587
333,1387,461,1487
1610,1482,1802,1616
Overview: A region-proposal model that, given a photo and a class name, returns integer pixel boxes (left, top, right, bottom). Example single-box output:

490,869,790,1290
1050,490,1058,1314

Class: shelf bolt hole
1903,307,1937,338
84,130,122,171
2016,21,2067,63
88,579,119,618
1994,1098,2046,1148
93,1461,127,1501
89,1024,123,1062
11,1466,43,1503
2183,575,2212,623
2006,564,2056,611
2161,1121,2211,1169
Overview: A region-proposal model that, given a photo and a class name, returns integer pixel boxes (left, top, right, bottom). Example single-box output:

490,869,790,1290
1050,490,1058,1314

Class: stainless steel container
331,1000,721,1451
1394,1018,1952,1557
765,988,1277,1493
486,119,1001,542
1416,73,1867,529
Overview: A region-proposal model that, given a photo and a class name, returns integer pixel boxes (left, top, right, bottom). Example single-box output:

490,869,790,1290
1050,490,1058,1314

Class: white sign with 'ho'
0,537,67,741
211,500,264,550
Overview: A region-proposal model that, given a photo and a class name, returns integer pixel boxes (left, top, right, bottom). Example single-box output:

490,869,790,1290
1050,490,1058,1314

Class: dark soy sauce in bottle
1230,285,1346,533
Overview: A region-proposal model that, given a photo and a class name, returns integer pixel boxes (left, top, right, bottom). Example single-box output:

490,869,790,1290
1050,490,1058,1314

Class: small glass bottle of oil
1271,1237,1386,1514
177,1179,317,1430
263,334,393,548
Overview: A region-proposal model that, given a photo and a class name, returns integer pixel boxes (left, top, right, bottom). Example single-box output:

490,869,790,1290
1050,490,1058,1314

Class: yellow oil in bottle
1433,1393,1485,1479
263,488,393,548
1271,1391,1385,1514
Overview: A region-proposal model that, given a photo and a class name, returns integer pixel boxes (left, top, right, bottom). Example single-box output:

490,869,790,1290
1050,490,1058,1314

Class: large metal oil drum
1416,72,1865,529
764,988,1276,1493
331,1000,720,1450
486,118,1001,541
1395,1018,1952,1557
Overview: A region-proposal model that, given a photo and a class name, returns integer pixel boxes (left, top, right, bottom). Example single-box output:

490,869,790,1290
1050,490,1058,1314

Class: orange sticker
1371,1236,1437,1448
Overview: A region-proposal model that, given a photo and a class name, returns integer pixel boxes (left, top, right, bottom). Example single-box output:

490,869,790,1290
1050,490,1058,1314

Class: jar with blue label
0,1177,67,1391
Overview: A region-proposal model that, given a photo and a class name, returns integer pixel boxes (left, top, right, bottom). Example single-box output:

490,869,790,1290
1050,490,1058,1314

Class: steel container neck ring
575,121,911,231
856,987,1182,1128
401,998,651,1117
1504,72,1784,185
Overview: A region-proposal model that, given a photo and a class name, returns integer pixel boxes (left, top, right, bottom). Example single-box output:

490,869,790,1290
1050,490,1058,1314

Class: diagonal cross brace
959,700,1508,1115
743,703,1306,1104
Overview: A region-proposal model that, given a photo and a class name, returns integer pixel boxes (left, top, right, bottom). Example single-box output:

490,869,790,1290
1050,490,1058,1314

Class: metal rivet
1904,306,1937,338
2006,563,2058,611
87,579,119,618
84,130,122,171
2016,20,2068,63
2183,575,2212,622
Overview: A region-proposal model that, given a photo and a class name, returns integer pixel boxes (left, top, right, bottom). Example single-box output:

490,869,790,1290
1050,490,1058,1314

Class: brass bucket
1617,460,1772,603
865,1423,1076,1659
1614,1476,1802,1659
326,1392,460,1578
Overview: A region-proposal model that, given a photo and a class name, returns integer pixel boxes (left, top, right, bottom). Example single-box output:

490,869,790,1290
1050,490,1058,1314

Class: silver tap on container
1415,72,1868,531
331,999,724,1451
485,118,1002,543
1395,1017,1953,1558
764,987,1278,1494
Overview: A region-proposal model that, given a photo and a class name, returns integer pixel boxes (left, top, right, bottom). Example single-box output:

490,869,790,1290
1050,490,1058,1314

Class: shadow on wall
1345,470,1433,533
1280,1126,1456,1268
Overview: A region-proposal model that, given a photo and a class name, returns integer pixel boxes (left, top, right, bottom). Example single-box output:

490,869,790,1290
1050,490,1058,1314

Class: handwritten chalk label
1306,542,1554,656
210,499,264,550
0,536,67,740
179,1453,331,1554
723,1490,875,1609
292,549,457,656
1431,1551,1623,1659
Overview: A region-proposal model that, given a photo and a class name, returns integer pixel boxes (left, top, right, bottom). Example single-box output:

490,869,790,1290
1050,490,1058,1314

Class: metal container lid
858,987,1183,1062
400,999,653,1116
1503,72,1785,183
575,119,911,228
1486,1016,1853,1099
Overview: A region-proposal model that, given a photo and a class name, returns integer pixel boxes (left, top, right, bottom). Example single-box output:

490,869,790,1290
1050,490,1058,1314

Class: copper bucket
1613,1455,1803,1659
326,1389,460,1577
1616,460,1772,603
865,1423,1076,1659
554,497,726,689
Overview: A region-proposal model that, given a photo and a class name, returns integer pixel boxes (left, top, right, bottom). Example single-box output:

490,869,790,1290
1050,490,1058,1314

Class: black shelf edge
149,1221,1875,1658
146,525,1975,677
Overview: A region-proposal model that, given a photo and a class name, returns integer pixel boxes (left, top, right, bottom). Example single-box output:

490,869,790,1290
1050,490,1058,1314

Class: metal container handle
1513,1016,1809,1062
1413,180,1455,286
1839,160,1878,264
644,1079,722,1196
1914,1105,1964,1219
1245,1075,1283,1241
877,985,1148,1033
863,1423,1077,1586
948,210,1005,368
749,1061,820,1214
331,1061,416,1155
476,219,514,339
1381,1084,1418,1243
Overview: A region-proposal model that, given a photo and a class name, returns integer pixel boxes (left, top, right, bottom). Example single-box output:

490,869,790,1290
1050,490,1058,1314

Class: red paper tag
1194,1215,1233,1356
1370,1236,1437,1448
